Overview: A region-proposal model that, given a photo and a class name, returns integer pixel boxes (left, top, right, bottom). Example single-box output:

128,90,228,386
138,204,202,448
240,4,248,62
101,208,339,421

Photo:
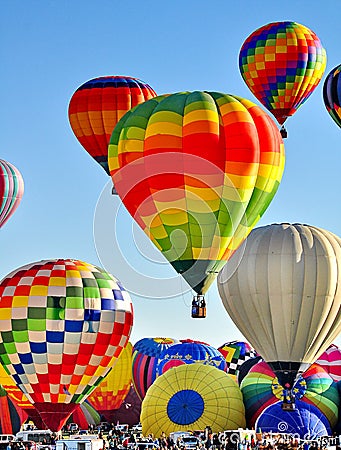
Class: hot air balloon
87,342,133,421
0,259,134,431
0,159,24,228
68,76,157,175
132,337,179,400
323,64,341,129
0,385,26,434
218,223,341,407
108,92,285,315
217,341,258,379
241,361,339,428
156,339,227,375
239,21,327,136
255,401,331,439
315,344,341,382
141,363,246,436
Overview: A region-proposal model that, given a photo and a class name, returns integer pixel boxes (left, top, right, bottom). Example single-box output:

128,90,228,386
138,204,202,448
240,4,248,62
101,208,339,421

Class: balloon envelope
141,363,246,436
217,341,257,378
239,21,327,125
255,400,331,439
88,342,132,418
0,259,134,431
132,337,179,400
157,340,227,375
218,223,341,389
0,159,24,228
241,361,339,428
109,91,285,295
109,384,142,427
323,64,341,129
315,344,341,382
68,76,157,174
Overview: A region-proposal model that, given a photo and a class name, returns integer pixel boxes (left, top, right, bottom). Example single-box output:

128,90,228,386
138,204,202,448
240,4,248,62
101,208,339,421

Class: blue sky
1,0,341,349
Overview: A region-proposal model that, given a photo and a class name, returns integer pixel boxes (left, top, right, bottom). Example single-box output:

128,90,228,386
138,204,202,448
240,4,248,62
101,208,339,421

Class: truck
55,439,103,450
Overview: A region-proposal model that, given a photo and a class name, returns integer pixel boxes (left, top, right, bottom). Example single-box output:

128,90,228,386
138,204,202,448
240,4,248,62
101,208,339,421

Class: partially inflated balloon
109,92,284,297
141,363,245,436
323,64,341,129
68,76,157,174
0,159,24,228
132,337,179,400
315,344,341,382
0,259,134,431
239,21,327,125
218,223,341,390
88,342,132,420
217,341,257,379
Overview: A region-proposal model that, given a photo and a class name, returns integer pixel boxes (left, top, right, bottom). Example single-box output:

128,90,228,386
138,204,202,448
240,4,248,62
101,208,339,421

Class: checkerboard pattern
239,21,327,125
0,259,133,406
218,341,257,376
108,91,285,295
69,76,157,174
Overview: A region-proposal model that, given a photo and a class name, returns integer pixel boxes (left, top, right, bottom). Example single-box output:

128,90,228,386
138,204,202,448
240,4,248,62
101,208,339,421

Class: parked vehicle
55,439,103,450
178,436,199,450
0,435,15,450
15,430,55,449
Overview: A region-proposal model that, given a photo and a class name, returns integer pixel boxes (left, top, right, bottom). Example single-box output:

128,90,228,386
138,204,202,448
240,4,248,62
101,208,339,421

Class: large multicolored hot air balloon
0,259,134,431
109,92,285,309
218,223,341,398
241,361,339,428
0,159,24,228
141,363,246,436
132,337,179,400
217,341,257,379
315,344,341,382
156,339,227,375
88,342,133,421
68,76,157,174
323,64,341,129
239,21,327,127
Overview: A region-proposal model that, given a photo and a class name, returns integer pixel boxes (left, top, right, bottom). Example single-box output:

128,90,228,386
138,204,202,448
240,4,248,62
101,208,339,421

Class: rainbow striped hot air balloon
0,159,24,228
68,76,157,174
109,91,285,310
239,21,327,128
241,361,339,429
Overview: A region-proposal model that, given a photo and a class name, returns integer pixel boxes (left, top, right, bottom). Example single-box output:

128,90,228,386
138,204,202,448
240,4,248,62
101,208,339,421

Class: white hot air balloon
218,223,341,407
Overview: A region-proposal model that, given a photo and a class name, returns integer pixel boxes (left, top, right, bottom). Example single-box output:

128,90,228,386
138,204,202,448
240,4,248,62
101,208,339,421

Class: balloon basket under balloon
280,126,288,139
191,295,206,318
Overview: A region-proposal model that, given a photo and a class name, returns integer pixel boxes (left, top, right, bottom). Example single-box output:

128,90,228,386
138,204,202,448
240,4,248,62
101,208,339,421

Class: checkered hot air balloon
0,159,24,228
109,91,285,308
217,341,258,379
0,259,134,432
68,76,157,174
323,64,341,129
239,21,327,126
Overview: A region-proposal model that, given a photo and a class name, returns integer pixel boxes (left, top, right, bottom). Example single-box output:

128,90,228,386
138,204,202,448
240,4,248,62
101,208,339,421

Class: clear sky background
1,0,341,350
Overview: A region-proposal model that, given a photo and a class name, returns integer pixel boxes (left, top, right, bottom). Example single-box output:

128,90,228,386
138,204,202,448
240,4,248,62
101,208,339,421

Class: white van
16,430,55,448
55,438,103,450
